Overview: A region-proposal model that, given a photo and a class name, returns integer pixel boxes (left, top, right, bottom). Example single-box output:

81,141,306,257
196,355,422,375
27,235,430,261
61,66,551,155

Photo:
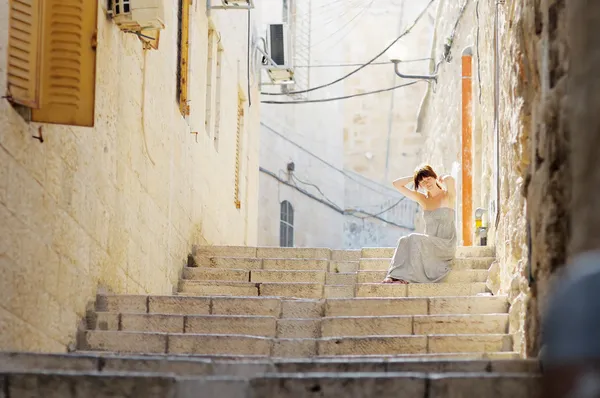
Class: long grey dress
386,207,457,283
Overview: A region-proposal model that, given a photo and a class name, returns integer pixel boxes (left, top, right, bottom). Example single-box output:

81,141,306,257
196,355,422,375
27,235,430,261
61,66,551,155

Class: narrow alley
0,0,598,397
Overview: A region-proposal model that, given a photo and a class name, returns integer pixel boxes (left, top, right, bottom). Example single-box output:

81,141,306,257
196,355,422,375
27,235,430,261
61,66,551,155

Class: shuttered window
234,94,244,209
7,0,43,107
177,0,190,116
6,0,98,127
205,28,216,135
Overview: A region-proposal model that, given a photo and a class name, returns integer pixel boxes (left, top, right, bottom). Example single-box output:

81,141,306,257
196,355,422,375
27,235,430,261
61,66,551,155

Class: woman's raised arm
393,176,427,206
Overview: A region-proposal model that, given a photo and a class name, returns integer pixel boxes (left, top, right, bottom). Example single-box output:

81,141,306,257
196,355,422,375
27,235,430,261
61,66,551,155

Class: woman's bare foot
382,277,409,284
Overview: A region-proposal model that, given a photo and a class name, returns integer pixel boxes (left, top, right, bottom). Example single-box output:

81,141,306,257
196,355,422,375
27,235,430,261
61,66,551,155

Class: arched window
280,201,294,247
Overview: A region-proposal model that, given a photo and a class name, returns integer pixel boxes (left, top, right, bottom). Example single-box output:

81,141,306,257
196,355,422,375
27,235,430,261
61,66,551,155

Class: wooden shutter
234,97,244,209
31,0,98,127
6,0,43,107
178,0,190,115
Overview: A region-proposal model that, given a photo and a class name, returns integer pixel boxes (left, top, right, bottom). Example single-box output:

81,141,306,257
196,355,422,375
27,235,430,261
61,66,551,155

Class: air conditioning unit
111,0,166,31
264,24,294,85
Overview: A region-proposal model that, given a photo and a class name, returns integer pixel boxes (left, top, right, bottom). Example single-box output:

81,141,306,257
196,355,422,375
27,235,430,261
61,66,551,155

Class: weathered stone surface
121,314,184,333
197,257,263,270
325,298,428,317
429,296,508,315
413,314,508,335
359,258,494,271
277,319,321,338
331,250,361,261
259,283,323,299
429,374,541,398
178,281,258,296
251,270,326,283
355,284,407,298
256,247,331,259
250,374,427,397
148,296,210,316
88,313,120,331
357,270,488,284
321,316,412,337
428,335,513,354
318,336,427,356
83,331,166,354
280,300,324,318
6,372,179,398
262,259,329,271
167,334,271,356
185,315,277,337
182,268,250,282
211,297,281,317
272,339,317,357
329,261,359,273
407,283,488,297
96,295,147,313
196,246,257,258
323,285,355,299
325,273,357,285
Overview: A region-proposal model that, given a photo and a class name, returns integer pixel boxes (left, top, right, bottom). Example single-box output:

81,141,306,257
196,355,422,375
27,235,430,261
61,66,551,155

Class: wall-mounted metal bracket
391,59,439,82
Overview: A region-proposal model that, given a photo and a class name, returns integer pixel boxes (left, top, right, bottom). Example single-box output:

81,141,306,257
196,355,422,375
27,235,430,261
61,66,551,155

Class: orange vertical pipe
462,53,473,246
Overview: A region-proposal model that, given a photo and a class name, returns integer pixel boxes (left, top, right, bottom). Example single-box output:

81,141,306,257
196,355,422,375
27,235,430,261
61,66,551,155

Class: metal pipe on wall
462,48,474,246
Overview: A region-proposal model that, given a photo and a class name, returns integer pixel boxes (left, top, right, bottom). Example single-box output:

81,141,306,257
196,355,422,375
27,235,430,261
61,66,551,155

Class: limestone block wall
417,0,542,356
0,1,261,351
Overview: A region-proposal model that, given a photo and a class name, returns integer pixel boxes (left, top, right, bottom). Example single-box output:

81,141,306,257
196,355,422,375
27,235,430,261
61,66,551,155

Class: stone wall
0,1,261,351
417,0,544,356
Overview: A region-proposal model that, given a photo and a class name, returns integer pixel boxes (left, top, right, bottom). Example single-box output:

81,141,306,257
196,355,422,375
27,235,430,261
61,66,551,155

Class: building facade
0,0,261,351
258,0,431,249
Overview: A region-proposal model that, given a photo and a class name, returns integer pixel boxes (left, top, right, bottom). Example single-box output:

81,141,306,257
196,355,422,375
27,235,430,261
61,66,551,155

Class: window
280,201,294,247
213,47,223,149
176,0,190,116
234,91,245,209
205,26,218,136
7,0,98,127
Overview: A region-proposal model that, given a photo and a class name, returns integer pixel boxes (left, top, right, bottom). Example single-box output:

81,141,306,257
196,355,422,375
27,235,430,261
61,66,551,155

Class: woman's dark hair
413,164,439,190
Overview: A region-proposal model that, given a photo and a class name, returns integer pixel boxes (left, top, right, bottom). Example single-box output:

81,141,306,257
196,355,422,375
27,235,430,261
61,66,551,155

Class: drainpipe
462,47,474,246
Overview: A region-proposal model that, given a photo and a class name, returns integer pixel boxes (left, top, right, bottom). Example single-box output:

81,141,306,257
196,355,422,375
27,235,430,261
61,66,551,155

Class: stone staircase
0,245,541,397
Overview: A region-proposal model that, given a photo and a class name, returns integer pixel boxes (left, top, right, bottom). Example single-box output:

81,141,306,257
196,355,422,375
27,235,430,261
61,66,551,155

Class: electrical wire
308,0,374,50
261,0,436,96
260,167,414,229
261,122,401,196
318,0,376,54
261,80,420,104
293,58,433,68
292,173,408,219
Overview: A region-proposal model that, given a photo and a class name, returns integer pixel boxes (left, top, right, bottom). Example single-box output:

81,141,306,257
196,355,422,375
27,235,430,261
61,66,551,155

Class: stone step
196,246,333,259
0,369,541,398
96,294,508,317
178,281,259,296
249,372,539,398
90,313,508,337
182,268,488,285
356,282,489,298
0,352,540,376
82,331,513,357
357,270,489,284
361,246,496,259
181,267,250,282
359,257,495,271
179,281,490,299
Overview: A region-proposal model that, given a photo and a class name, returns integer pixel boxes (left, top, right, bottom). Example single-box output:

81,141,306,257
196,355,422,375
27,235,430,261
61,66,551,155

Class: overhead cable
260,0,436,96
